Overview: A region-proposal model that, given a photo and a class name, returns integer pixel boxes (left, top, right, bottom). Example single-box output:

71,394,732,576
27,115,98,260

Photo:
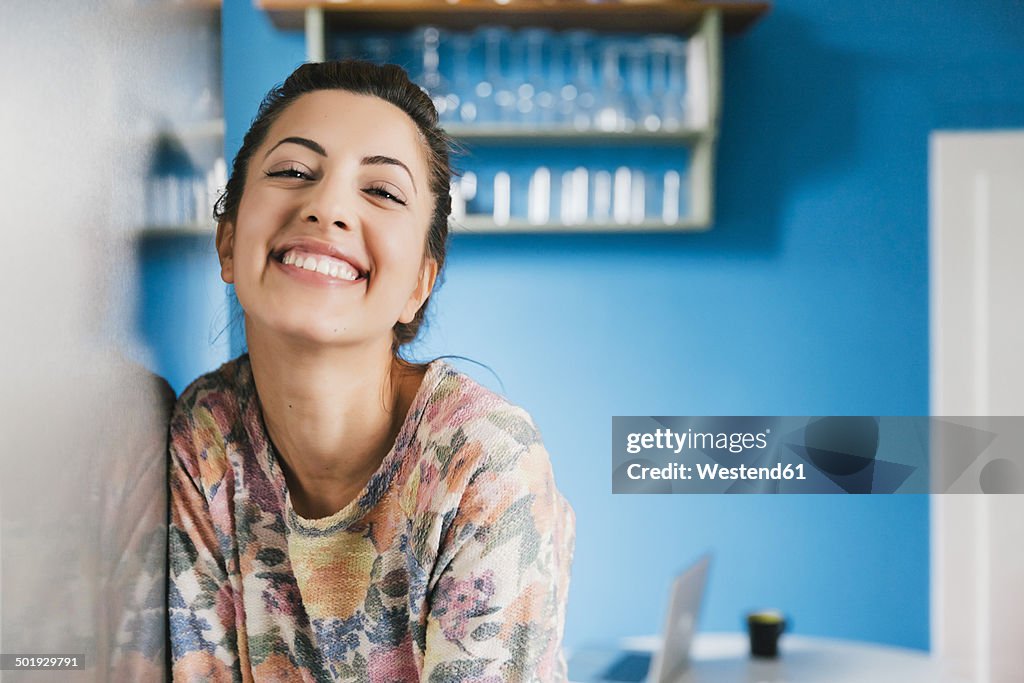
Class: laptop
570,554,711,683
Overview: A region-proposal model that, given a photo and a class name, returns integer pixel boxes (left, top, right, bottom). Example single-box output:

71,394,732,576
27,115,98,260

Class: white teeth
334,263,358,281
279,248,361,282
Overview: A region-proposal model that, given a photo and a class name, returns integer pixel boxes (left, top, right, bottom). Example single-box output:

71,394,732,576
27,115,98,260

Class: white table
568,632,969,683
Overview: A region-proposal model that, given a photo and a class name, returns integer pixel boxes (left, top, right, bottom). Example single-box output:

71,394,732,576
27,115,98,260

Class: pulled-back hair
215,60,453,353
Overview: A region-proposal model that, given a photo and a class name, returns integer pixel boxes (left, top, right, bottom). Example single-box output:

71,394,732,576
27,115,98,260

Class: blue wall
206,0,1024,653
138,233,231,395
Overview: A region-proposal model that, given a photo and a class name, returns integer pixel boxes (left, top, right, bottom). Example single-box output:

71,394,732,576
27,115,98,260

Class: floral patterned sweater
168,354,575,682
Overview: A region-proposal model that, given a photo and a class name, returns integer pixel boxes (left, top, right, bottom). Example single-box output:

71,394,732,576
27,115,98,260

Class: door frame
929,130,1024,683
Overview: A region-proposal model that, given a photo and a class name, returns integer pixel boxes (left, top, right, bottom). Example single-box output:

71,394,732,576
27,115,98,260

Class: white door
930,131,1024,683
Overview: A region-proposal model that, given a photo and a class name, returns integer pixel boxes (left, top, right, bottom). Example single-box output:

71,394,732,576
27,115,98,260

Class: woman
168,60,575,682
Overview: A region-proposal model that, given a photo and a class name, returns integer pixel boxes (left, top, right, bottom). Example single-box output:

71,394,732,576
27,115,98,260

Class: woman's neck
245,321,424,519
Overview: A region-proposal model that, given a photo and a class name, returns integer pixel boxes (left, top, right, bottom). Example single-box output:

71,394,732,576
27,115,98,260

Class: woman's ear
398,259,440,324
215,220,235,284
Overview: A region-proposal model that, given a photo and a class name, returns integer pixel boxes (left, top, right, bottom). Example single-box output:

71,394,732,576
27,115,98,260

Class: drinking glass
447,33,478,124
595,38,628,132
662,39,688,130
645,36,676,132
528,166,552,225
626,41,659,132
661,169,682,224
562,30,598,131
519,28,557,126
545,166,584,226
493,170,511,226
592,169,613,224
475,27,516,124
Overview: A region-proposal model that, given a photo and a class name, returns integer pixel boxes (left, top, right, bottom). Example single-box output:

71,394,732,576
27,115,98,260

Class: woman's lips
271,253,366,286
279,248,362,281
270,237,368,278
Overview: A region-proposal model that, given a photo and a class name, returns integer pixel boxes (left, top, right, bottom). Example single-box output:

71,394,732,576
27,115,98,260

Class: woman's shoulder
419,360,545,456
410,360,554,495
168,354,253,487
172,354,253,418
410,362,573,565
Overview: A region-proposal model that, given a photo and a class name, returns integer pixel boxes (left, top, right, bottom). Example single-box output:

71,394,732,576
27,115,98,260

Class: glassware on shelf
563,30,598,131
410,27,460,124
329,26,700,138
612,166,632,225
592,169,613,224
391,23,702,230
519,28,557,126
626,41,660,132
528,166,551,225
662,169,682,224
662,38,688,131
476,27,517,125
146,133,198,228
460,171,478,217
629,168,646,224
595,39,629,132
493,170,511,226
447,33,479,124
454,159,690,228
555,167,588,226
645,36,675,133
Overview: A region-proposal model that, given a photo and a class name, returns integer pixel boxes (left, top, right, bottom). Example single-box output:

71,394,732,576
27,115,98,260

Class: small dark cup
747,610,787,658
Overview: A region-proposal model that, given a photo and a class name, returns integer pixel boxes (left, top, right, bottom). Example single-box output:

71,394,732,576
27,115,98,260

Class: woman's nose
301,177,357,231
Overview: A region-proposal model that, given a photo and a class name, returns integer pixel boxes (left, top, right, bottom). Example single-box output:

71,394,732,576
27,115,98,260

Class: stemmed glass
474,27,516,125
519,28,557,126
562,30,597,131
595,38,628,132
447,33,478,124
645,36,676,132
410,27,459,123
626,41,659,132
662,38,688,131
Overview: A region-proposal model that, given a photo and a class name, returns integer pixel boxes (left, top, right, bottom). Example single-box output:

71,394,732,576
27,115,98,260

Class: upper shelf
444,125,708,145
258,0,769,34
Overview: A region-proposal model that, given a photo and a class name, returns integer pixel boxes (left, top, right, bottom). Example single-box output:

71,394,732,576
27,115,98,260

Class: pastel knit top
168,354,575,682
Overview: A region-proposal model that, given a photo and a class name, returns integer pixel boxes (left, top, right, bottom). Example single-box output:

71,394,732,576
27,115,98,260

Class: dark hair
215,60,454,354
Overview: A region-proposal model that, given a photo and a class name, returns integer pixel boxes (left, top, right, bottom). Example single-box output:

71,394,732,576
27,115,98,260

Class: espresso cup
747,610,787,658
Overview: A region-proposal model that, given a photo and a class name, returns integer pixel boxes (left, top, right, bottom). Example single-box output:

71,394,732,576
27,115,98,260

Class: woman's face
217,89,438,349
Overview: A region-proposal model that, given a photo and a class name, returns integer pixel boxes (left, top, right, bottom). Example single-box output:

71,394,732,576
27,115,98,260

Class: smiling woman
167,61,575,682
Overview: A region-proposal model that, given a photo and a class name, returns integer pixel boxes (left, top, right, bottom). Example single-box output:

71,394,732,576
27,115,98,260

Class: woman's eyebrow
264,136,326,159
362,155,417,195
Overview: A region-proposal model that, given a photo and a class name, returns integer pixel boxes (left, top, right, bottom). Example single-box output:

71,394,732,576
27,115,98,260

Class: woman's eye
364,184,407,206
265,166,312,180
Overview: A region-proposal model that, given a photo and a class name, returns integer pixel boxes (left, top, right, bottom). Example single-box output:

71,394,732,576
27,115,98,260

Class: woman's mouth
274,248,367,283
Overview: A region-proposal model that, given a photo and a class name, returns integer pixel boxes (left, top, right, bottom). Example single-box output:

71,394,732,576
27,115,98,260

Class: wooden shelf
259,0,768,34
